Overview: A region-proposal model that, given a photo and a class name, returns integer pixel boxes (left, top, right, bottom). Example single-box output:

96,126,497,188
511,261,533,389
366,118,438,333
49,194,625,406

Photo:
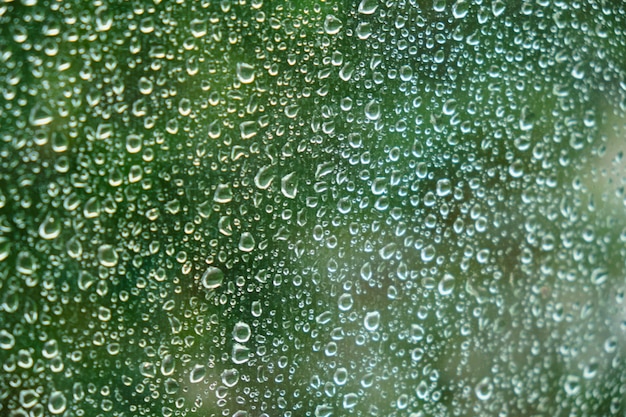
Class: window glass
0,1,625,416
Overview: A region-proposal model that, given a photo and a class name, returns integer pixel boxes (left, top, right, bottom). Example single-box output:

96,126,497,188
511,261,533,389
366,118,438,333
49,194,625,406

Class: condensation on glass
0,0,625,416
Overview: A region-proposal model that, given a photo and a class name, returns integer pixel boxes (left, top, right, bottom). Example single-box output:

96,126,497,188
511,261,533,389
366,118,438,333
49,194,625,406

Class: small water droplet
29,103,53,126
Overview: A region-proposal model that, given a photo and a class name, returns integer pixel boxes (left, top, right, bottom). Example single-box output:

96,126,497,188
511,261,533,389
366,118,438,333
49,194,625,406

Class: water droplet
214,184,233,203
236,62,255,84
360,262,372,281
233,322,251,343
39,214,61,240
564,375,581,396
281,172,298,199
492,0,505,16
408,323,424,343
452,0,469,19
238,232,256,252
161,354,175,376
190,364,206,383
254,165,274,189
0,330,15,349
0,238,12,262
315,404,333,417
438,274,455,296
343,393,358,408
20,389,39,408
364,311,380,331
222,368,240,387
364,99,381,121
436,179,452,197
126,134,142,153
251,301,262,317
590,268,608,285
16,251,37,275
240,120,258,139
509,160,524,178
190,18,207,38
232,343,250,364
338,293,353,311
29,103,53,126
475,377,493,401
358,0,378,14
201,266,224,289
48,391,67,414
324,15,342,35
78,271,96,291
97,244,118,267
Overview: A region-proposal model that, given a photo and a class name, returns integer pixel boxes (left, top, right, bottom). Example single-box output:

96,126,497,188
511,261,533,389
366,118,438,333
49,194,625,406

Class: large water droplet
97,244,118,267
236,62,255,84
233,322,251,343
364,311,380,331
189,364,206,383
358,0,378,14
201,266,224,289
39,214,61,240
281,172,298,199
324,15,342,35
238,232,256,252
48,391,67,414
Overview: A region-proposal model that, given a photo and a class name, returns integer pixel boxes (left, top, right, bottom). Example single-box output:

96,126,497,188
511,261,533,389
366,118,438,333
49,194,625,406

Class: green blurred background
0,0,625,416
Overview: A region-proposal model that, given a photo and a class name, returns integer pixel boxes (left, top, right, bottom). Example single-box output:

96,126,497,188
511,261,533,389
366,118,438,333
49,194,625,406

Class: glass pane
1,0,625,416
